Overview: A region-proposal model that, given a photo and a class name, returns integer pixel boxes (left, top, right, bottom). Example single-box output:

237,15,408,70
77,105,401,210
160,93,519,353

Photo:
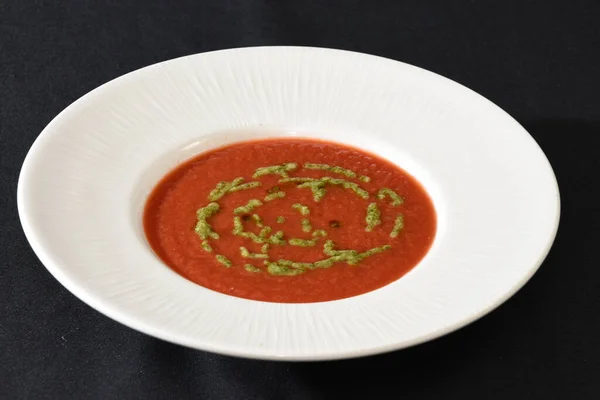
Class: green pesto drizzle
273,259,315,270
194,202,220,240
294,177,369,202
323,239,336,255
301,218,312,233
200,240,213,253
312,230,328,238
358,244,392,258
234,218,286,246
279,177,317,184
240,247,269,259
264,261,306,276
234,199,263,214
377,188,404,206
232,215,244,233
322,177,370,199
323,240,391,265
197,159,407,276
244,264,262,273
288,238,317,247
390,214,404,238
251,214,263,227
365,202,381,232
296,180,327,202
291,203,310,216
258,226,272,239
208,178,261,201
215,255,232,267
267,230,286,246
233,216,270,244
236,231,261,243
264,191,286,201
253,163,298,178
208,178,240,201
229,182,262,193
289,262,314,270
303,163,331,171
264,241,392,275
303,163,357,179
292,201,311,232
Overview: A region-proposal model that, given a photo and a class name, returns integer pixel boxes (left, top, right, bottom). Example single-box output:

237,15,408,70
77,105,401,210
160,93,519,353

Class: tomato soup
143,138,436,303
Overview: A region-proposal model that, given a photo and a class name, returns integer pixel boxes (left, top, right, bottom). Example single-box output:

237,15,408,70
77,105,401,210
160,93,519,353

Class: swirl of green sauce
194,161,405,275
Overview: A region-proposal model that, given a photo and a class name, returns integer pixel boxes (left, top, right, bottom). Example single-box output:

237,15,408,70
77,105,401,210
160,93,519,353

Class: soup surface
144,138,436,303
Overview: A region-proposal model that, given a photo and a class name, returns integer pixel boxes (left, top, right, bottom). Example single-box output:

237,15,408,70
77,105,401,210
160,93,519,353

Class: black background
1,1,599,398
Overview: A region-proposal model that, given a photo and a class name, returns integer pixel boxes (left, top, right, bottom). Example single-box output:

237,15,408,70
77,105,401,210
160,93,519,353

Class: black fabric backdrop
1,1,599,399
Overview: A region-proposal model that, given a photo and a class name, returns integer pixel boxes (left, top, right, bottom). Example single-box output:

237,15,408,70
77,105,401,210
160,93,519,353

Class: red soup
144,138,436,303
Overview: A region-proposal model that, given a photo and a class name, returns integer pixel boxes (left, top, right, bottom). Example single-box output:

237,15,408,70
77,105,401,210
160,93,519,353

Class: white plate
17,47,559,360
